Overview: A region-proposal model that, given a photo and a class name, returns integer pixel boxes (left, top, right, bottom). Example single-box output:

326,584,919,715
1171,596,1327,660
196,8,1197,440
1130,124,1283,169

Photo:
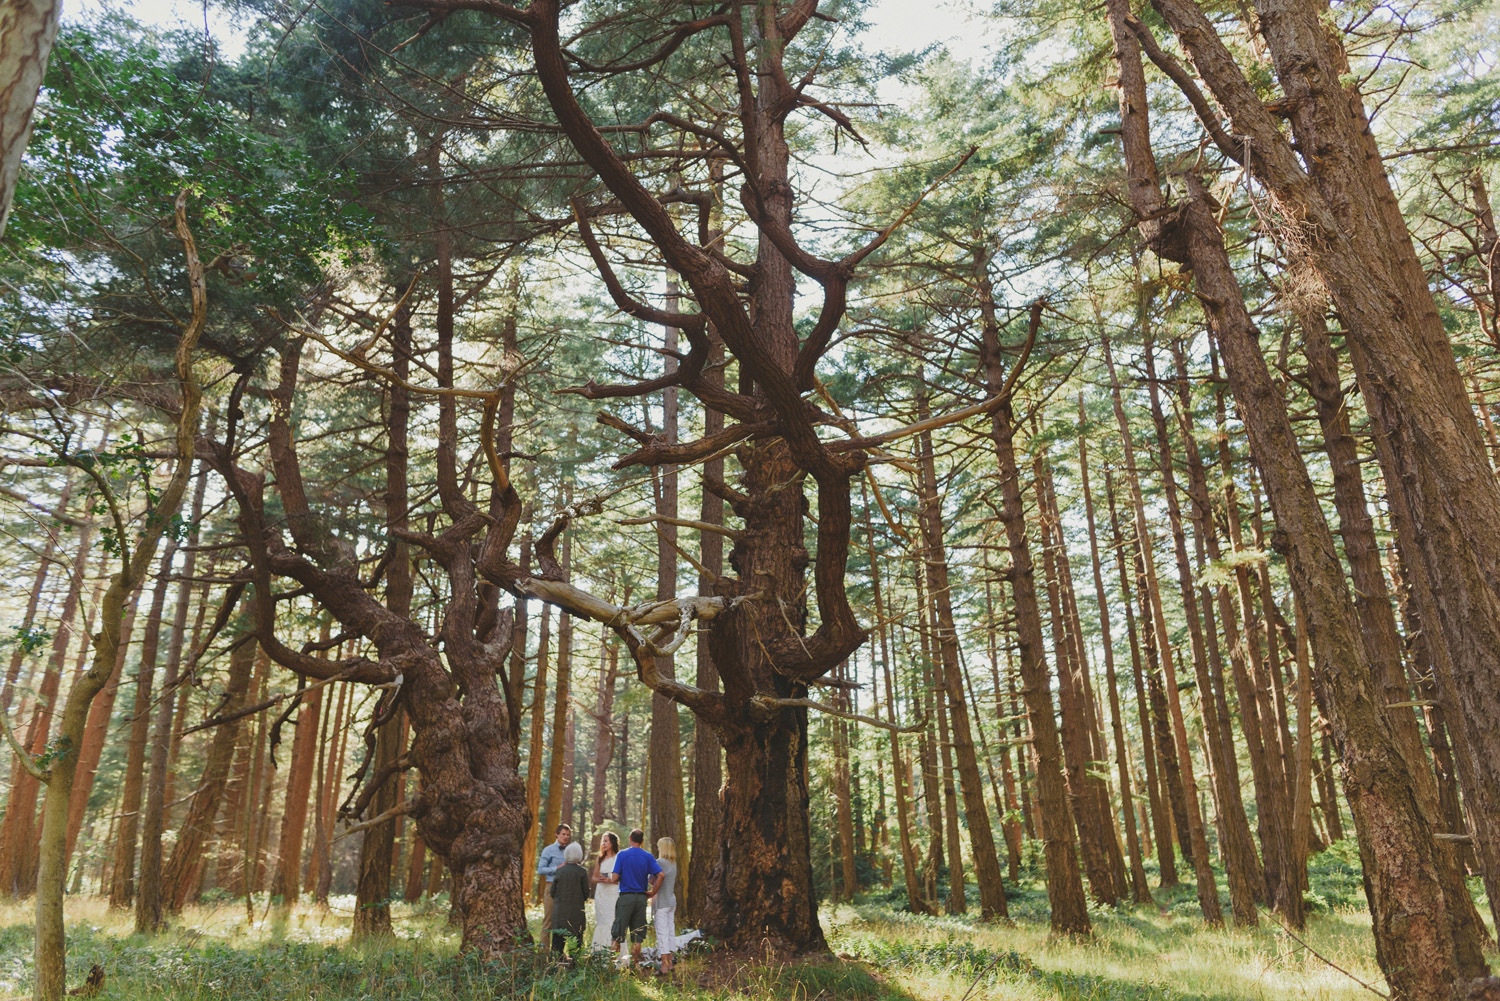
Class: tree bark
1143,343,1258,926
0,0,60,237
107,547,175,909
271,685,322,905
1101,329,1220,925
1077,410,1155,906
1102,11,1479,984
916,414,1008,919
988,390,1090,936
0,518,92,899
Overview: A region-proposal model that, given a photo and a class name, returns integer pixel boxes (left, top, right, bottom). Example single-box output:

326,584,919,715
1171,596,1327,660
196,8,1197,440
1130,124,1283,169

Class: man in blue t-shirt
609,828,663,967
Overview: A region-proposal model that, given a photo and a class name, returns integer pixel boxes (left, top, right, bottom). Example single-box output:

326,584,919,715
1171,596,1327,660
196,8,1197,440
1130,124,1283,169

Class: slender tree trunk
107,547,176,909
1102,331,1221,926
650,294,687,875
1105,473,1176,889
315,682,349,906
524,604,551,901
158,616,258,915
685,326,725,924
987,389,1090,936
590,640,617,833
0,519,93,898
1034,452,1120,907
543,524,573,854
271,685,322,905
1078,414,1154,905
132,536,183,934
916,413,1008,919
1143,344,1257,926
865,489,929,913
831,662,857,902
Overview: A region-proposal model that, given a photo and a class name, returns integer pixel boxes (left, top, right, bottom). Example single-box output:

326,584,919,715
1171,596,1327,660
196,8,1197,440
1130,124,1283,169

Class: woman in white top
653,837,679,975
589,831,621,952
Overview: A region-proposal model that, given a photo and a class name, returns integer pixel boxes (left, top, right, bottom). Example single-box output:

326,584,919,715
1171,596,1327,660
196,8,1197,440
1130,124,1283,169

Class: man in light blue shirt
536,824,572,933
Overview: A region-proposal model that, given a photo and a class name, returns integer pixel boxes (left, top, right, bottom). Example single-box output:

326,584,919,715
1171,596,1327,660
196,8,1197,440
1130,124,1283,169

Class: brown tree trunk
1101,330,1221,925
271,685,322,905
107,546,176,909
1077,412,1155,906
910,576,944,905
1034,452,1120,907
63,584,144,872
931,642,965,914
684,328,725,924
1303,317,1491,948
1102,14,1479,984
916,413,1008,919
158,616,257,915
983,571,1026,886
649,299,687,873
831,663,857,902
523,603,551,901
0,518,93,898
315,682,349,906
988,387,1090,936
1143,5,1500,972
1143,343,1258,926
352,288,418,940
132,532,182,933
1105,473,1176,889
590,640,618,833
865,488,930,913
303,678,334,896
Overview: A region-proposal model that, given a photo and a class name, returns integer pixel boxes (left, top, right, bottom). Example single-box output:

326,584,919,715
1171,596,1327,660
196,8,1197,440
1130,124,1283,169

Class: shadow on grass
0,919,923,1001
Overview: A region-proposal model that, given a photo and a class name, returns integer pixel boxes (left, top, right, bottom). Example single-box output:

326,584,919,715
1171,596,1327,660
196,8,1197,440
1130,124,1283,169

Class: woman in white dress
589,831,621,953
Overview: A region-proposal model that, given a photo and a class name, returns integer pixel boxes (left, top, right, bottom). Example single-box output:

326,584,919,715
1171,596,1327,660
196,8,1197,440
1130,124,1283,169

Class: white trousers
653,905,676,954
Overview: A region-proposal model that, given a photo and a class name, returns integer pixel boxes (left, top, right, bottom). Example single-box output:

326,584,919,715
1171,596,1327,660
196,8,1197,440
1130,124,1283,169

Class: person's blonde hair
656,836,676,862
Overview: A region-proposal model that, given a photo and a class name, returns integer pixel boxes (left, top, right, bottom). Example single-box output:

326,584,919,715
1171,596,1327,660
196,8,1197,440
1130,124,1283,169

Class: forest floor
0,848,1493,1000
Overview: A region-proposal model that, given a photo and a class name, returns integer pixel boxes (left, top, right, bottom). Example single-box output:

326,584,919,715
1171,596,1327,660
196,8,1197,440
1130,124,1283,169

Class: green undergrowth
0,864,1492,1001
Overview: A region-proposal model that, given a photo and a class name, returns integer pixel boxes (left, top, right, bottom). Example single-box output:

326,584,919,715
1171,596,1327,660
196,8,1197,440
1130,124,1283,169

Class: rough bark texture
916,416,1008,920
108,549,175,909
1143,0,1500,961
159,620,256,915
1103,7,1478,986
990,395,1090,937
1078,416,1155,906
0,0,60,237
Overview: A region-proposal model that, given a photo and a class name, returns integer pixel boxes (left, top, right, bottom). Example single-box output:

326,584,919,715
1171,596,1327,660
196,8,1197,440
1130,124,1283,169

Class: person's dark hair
556,823,572,835
629,828,645,845
597,832,619,861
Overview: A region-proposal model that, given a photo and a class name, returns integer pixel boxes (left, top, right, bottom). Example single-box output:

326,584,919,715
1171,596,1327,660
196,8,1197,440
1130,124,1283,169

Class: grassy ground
0,869,1491,1000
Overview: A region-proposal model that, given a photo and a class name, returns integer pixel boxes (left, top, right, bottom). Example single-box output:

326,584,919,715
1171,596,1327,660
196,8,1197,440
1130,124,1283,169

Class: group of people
536,823,683,973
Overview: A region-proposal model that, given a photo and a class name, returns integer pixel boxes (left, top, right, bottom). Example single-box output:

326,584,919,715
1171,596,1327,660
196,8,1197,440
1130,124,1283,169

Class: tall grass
0,867,1490,1001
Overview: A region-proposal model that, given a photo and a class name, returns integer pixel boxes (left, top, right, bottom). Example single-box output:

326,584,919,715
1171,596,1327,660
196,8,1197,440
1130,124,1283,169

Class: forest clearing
0,849,1450,1001
2,0,1500,998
